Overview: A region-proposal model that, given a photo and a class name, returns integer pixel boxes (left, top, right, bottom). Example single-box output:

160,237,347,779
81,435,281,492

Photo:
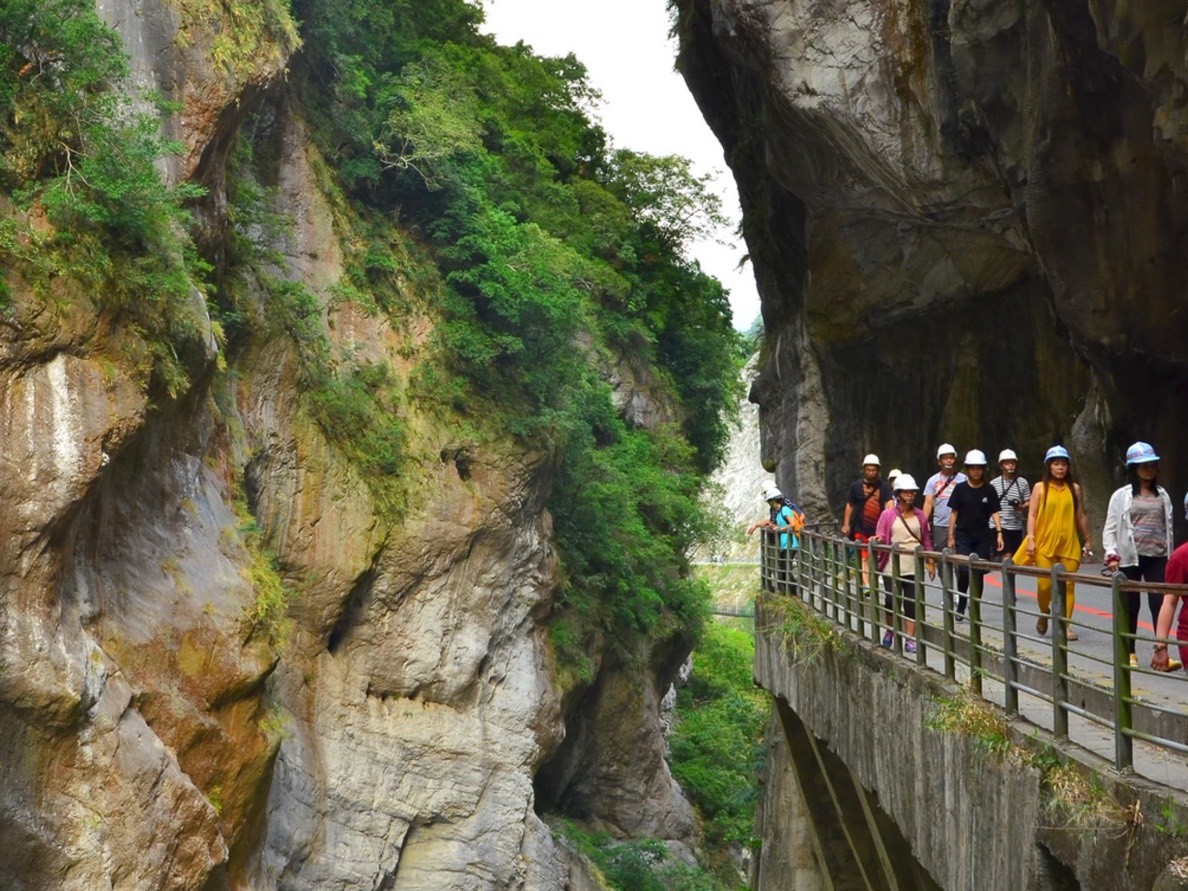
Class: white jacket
1101,486,1174,567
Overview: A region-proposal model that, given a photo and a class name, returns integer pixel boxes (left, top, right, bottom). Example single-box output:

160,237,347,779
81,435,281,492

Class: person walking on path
1016,446,1092,638
924,444,966,557
873,474,935,653
990,449,1030,556
947,450,1003,620
748,486,804,593
1102,442,1180,669
1151,494,1188,672
842,455,894,588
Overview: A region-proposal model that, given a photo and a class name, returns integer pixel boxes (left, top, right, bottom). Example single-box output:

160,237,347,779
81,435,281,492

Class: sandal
1066,630,1079,642
1036,616,1049,635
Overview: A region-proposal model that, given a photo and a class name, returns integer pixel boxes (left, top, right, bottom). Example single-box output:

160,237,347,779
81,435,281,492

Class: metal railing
759,526,1188,775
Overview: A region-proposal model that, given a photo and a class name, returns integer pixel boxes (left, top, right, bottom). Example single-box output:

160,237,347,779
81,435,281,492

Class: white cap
861,454,880,467
964,449,988,466
893,473,919,492
998,449,1018,463
762,486,783,502
937,443,957,459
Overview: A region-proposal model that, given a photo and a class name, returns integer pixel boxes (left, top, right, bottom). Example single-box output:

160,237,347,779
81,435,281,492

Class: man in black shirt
947,450,1003,620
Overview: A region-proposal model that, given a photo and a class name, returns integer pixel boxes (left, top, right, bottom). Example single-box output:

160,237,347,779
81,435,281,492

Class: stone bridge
751,531,1188,891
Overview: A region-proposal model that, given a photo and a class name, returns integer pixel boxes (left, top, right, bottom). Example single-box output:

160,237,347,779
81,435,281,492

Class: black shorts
881,574,917,620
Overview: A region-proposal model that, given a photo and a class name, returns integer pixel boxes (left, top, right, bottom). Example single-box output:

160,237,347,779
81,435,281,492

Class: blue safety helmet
1125,441,1159,465
1044,445,1071,463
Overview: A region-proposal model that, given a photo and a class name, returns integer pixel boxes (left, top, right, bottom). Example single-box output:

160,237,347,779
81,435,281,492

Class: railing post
890,544,902,652
1111,571,1134,772
969,553,983,695
761,530,773,593
815,535,830,618
794,534,807,602
1052,563,1069,740
866,541,880,644
845,538,857,628
941,549,956,680
1001,557,1019,716
810,533,823,612
795,533,806,602
844,537,856,629
913,547,926,664
830,538,847,628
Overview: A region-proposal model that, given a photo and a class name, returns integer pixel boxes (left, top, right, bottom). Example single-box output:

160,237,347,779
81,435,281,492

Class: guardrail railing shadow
759,527,1188,775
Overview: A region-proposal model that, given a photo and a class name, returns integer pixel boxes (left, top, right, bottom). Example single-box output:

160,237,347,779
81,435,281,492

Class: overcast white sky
480,0,761,331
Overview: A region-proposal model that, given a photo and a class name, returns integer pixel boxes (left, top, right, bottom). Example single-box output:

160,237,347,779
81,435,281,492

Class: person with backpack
748,486,805,593
872,474,935,653
1102,442,1180,670
841,455,894,588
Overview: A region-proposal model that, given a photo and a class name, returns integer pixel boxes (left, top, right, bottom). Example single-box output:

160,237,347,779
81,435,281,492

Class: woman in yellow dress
1018,446,1092,638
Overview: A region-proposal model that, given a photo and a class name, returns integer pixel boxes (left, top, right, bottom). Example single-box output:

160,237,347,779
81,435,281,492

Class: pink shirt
874,507,933,572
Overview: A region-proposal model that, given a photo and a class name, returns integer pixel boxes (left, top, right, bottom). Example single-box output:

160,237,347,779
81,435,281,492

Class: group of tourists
753,441,1188,671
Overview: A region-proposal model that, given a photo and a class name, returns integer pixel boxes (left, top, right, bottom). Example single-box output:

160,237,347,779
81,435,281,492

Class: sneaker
904,640,917,655
1129,653,1139,669
955,612,966,623
881,630,894,649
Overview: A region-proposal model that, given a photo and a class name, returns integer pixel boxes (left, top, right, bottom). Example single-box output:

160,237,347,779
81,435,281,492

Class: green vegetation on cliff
290,0,743,658
0,0,208,396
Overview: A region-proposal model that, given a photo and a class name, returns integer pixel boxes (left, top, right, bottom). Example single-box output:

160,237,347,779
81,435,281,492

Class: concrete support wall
753,601,1188,891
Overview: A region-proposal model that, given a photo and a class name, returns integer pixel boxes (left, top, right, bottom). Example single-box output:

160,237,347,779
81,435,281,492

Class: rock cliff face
0,3,696,889
675,0,1188,524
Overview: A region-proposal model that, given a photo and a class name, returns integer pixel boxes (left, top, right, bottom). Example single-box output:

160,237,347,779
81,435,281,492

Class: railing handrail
756,527,1188,776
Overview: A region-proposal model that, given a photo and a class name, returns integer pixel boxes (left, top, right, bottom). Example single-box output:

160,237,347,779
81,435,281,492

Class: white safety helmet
887,468,902,482
937,443,957,460
964,449,988,466
998,449,1018,463
762,486,783,502
893,473,919,493
861,453,881,467
1125,442,1160,465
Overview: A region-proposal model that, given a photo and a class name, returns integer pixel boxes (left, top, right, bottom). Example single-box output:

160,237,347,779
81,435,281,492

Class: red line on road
981,573,1157,631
